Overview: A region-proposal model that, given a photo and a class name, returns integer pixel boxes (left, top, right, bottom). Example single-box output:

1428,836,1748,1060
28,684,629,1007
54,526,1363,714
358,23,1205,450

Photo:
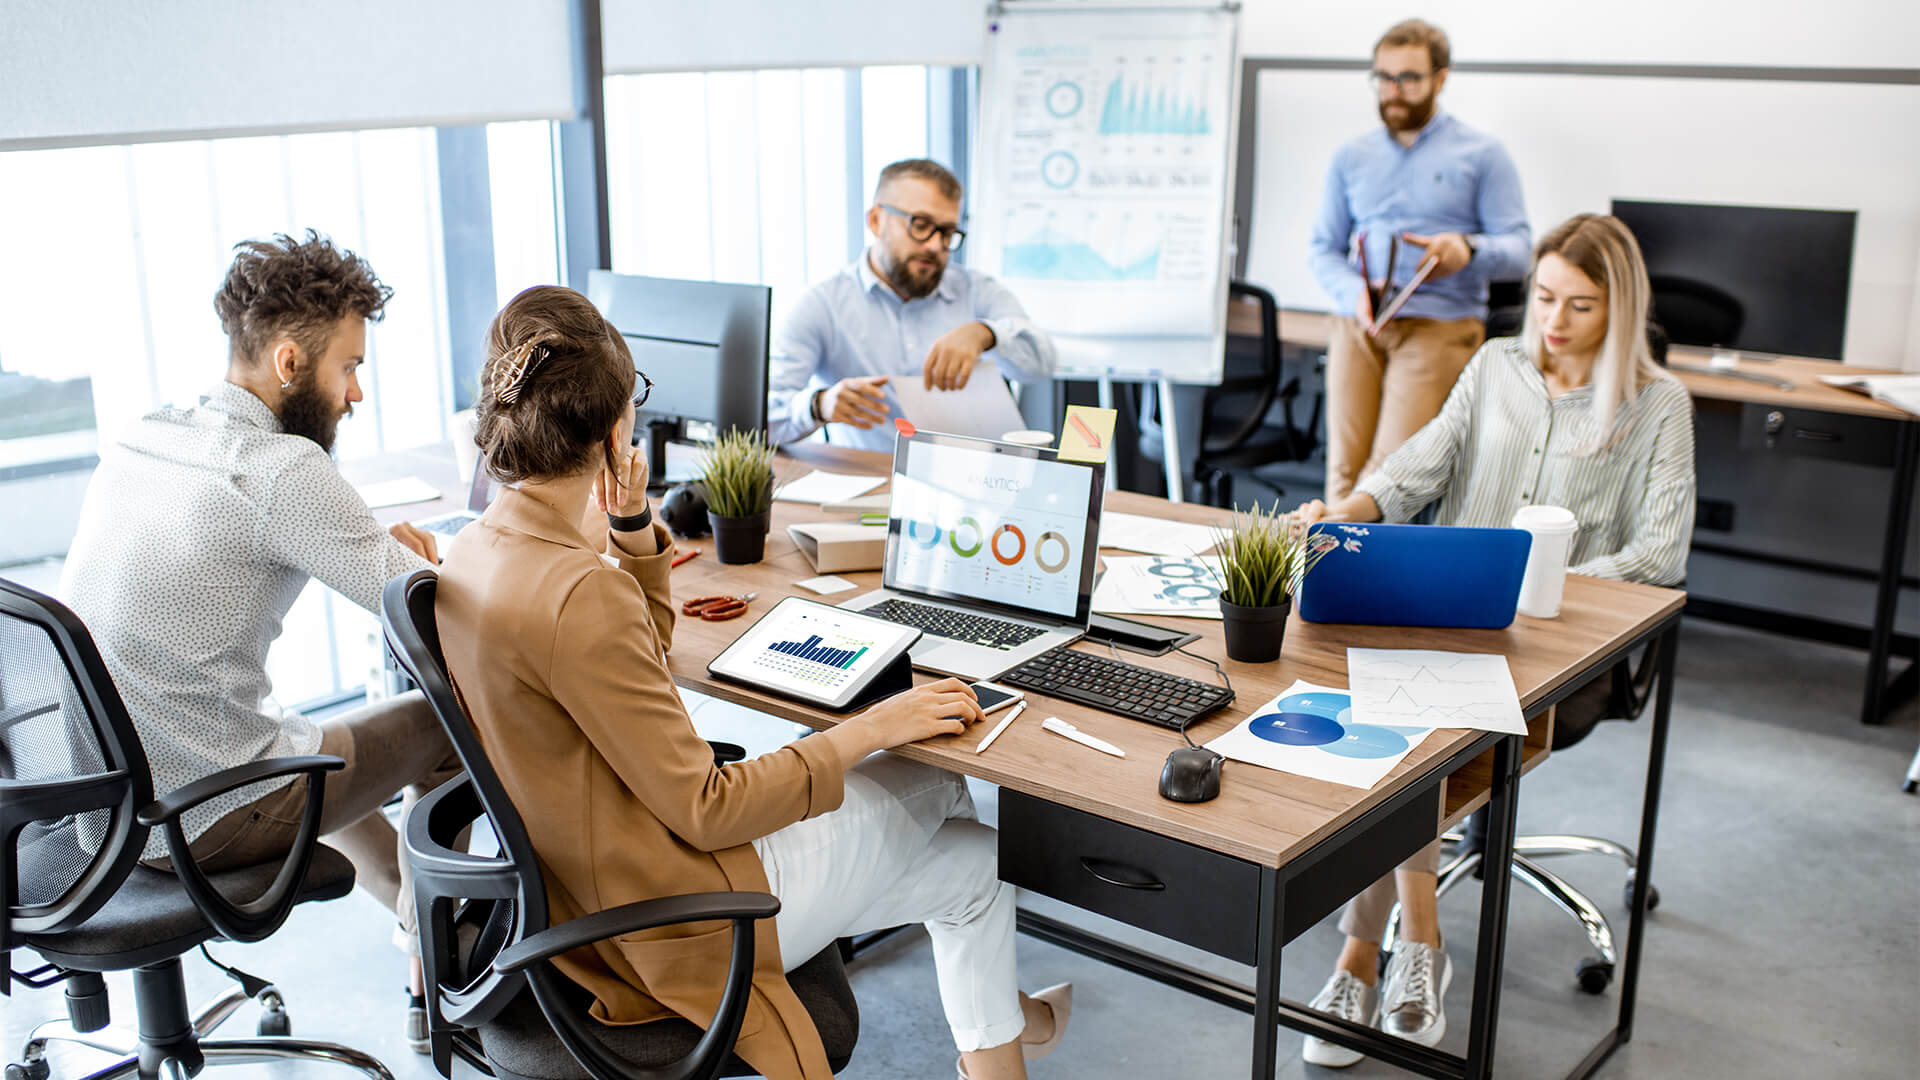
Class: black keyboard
863,599,1047,651
1000,647,1234,730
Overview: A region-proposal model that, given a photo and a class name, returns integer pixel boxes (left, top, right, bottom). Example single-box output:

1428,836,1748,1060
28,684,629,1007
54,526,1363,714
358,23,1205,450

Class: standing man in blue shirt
767,158,1057,451
1309,19,1530,503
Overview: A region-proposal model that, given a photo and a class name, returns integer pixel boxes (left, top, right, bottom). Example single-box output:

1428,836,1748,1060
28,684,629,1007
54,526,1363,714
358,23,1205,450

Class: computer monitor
1610,199,1856,360
585,269,771,479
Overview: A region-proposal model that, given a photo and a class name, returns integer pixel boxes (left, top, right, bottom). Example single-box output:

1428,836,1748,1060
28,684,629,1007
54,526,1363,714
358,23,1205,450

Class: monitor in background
585,270,772,484
1610,199,1856,361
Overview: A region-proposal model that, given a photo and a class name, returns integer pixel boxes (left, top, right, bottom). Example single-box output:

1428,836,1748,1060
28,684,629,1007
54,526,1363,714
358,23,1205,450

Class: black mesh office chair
0,577,389,1080
380,569,858,1080
1137,281,1316,507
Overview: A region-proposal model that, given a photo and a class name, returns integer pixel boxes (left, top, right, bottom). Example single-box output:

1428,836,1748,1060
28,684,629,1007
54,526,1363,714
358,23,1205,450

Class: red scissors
680,593,758,621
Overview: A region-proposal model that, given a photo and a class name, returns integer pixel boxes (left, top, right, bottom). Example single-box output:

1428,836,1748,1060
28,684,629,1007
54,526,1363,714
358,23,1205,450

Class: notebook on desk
1297,522,1533,630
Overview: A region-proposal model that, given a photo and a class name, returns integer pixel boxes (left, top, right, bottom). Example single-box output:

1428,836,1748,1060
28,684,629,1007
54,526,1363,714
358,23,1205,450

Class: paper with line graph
1347,649,1526,735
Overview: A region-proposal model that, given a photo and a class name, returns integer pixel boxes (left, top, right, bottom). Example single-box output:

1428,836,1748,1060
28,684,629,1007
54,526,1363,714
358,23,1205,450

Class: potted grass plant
696,428,777,564
1212,502,1336,663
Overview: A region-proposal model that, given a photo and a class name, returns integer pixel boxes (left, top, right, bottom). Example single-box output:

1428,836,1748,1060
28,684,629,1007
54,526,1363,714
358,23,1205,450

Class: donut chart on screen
1034,530,1071,573
990,524,1027,566
907,520,943,548
947,516,983,557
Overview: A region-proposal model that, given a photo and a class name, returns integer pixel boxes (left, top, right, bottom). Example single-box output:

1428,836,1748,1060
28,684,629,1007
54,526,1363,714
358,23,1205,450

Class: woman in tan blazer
435,286,1069,1080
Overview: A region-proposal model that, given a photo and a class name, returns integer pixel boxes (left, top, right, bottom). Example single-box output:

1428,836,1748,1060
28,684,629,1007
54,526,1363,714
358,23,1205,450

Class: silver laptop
414,452,498,537
841,430,1104,681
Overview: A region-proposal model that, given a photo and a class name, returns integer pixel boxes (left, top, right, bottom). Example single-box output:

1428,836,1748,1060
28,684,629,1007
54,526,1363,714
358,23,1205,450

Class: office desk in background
1268,308,1919,725
355,442,1685,1079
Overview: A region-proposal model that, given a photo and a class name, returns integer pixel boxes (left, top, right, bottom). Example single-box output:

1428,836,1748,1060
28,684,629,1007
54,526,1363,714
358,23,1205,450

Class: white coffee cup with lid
1001,429,1054,448
1512,505,1579,618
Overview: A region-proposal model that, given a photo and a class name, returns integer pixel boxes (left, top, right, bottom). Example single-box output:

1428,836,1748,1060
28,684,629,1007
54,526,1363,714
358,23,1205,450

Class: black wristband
608,502,653,532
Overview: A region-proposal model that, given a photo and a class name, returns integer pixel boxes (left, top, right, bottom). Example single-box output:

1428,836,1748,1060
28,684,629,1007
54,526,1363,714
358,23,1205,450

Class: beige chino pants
1324,315,1485,501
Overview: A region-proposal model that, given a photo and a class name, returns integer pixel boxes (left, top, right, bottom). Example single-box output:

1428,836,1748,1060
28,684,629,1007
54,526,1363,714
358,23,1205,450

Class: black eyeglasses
877,203,967,252
1369,70,1431,93
632,370,654,410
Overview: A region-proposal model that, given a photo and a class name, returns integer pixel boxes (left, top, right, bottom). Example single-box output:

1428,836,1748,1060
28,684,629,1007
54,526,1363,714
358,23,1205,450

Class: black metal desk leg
1863,419,1919,725
1463,732,1523,1080
1619,626,1678,1033
1250,868,1284,1079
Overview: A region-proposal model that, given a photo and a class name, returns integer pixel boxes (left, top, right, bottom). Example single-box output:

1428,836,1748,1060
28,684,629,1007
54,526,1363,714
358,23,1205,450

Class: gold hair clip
488,339,549,405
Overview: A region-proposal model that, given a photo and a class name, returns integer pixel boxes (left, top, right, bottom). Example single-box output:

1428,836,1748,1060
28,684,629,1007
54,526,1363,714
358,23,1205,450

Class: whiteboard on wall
971,2,1240,383
1243,67,1920,370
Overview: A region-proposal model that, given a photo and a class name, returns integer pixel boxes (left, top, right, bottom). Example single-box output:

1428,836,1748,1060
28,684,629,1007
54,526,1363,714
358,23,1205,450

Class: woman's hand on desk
1292,493,1381,526
822,679,984,768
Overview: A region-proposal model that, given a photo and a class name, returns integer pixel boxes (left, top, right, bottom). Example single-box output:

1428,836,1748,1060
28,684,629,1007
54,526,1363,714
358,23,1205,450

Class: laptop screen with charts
1295,522,1533,630
883,432,1103,624
841,432,1104,681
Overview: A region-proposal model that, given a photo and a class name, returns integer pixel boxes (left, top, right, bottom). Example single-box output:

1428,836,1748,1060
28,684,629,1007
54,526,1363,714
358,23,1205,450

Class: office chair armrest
137,755,345,827
139,755,346,944
495,892,781,974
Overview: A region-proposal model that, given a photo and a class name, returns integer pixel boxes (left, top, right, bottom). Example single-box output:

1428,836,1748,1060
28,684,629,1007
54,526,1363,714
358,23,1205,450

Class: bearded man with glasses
767,158,1057,450
1309,19,1531,508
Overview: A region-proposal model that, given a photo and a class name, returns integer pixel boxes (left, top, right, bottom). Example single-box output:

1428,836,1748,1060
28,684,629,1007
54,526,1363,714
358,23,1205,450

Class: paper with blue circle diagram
1205,680,1436,790
1346,649,1528,736
974,5,1237,341
1092,555,1224,619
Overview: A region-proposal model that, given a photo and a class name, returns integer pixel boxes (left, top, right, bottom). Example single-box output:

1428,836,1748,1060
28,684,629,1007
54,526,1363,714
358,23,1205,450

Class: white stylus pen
974,702,1025,755
1040,716,1126,758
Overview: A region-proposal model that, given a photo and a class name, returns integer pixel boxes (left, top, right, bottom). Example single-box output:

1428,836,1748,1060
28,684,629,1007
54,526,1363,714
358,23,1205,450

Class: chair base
1381,823,1644,996
14,958,391,1080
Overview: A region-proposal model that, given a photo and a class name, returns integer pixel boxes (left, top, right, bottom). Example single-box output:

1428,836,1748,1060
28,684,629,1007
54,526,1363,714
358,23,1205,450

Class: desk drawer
1740,403,1901,468
999,789,1262,963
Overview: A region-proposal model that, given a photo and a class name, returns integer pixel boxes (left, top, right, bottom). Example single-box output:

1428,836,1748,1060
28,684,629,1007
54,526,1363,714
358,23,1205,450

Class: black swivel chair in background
0,577,388,1080
1136,281,1317,507
380,569,858,1080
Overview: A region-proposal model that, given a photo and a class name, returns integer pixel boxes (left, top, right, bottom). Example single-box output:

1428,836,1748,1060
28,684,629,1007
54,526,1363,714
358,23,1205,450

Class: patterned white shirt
59,381,430,858
1356,337,1696,586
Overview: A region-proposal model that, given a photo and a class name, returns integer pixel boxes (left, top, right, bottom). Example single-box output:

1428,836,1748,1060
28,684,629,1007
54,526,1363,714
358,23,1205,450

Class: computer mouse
1159,746,1224,803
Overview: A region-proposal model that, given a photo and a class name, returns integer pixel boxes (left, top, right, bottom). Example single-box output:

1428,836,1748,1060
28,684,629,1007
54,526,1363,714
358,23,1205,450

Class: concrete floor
7,617,1917,1078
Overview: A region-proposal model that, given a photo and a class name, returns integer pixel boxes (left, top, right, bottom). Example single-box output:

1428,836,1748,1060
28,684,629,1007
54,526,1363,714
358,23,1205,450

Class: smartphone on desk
969,681,1024,716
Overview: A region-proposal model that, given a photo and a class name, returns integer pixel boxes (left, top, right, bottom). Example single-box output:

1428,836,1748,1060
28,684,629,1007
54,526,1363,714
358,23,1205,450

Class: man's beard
1379,95,1435,133
881,247,946,300
278,369,344,453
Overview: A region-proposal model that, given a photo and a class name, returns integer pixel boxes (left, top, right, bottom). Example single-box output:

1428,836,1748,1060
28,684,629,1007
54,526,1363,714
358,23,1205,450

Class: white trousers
752,753,1023,1053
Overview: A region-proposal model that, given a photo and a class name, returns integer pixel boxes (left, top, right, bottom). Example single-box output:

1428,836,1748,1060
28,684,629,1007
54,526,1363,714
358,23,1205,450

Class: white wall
1238,0,1915,68
1238,3,1920,369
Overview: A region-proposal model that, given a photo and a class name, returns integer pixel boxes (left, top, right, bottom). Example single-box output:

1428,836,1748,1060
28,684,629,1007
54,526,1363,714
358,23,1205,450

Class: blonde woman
1292,213,1695,1066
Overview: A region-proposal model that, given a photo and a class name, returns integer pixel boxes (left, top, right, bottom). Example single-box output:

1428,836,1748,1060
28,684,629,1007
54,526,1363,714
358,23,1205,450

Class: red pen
671,548,701,569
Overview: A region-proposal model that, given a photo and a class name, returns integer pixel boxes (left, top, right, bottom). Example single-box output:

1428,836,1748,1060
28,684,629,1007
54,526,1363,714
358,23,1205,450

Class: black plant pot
1219,596,1291,664
708,509,770,565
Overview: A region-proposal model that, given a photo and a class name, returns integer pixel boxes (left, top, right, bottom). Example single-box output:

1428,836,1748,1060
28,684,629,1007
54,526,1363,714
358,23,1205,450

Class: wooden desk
1271,307,1919,724
656,444,1682,1080
359,442,1681,1079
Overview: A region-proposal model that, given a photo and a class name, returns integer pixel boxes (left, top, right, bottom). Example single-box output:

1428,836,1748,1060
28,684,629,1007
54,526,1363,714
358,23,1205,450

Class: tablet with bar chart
708,597,922,710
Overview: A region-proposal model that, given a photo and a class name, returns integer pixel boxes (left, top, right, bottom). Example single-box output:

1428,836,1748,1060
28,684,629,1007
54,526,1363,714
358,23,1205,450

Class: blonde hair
1520,214,1665,454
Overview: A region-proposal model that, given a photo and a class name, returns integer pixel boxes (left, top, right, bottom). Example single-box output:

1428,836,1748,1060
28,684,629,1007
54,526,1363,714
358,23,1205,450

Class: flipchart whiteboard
971,2,1241,384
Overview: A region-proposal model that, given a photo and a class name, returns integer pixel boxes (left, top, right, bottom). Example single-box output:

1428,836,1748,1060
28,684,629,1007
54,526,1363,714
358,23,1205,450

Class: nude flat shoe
1022,983,1072,1063
955,983,1074,1078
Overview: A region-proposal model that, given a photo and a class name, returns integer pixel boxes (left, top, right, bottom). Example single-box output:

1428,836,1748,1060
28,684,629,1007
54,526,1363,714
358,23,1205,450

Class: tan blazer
436,488,847,1080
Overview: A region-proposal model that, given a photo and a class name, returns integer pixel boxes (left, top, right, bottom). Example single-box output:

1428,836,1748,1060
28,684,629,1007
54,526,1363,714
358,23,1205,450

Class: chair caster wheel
8,1060,52,1080
258,1007,292,1036
1576,957,1613,994
1624,874,1660,912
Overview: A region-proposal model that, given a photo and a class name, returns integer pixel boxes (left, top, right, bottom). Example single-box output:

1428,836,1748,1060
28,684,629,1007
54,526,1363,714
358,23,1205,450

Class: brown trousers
1324,315,1485,501
144,691,461,943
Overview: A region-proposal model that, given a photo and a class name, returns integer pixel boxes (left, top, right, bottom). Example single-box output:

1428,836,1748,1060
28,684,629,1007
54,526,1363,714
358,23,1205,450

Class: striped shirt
1356,337,1696,586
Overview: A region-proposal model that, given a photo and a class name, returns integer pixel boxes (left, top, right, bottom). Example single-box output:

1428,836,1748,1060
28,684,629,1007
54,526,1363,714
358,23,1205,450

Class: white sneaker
1301,969,1376,1068
1379,940,1452,1047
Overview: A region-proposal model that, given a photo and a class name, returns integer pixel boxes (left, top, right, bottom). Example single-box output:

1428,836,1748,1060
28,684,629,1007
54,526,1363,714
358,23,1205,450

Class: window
604,66,968,331
0,122,561,705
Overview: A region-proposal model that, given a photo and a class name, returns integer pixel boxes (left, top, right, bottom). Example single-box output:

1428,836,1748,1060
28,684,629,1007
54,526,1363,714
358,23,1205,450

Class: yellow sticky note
1058,405,1117,464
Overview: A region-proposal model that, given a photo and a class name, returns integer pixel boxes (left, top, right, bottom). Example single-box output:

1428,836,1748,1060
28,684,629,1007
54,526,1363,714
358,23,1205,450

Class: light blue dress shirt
767,252,1057,451
1309,110,1532,324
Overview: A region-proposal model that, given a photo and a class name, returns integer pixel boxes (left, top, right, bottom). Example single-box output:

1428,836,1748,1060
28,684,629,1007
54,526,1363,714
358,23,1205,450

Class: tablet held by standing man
1309,19,1532,501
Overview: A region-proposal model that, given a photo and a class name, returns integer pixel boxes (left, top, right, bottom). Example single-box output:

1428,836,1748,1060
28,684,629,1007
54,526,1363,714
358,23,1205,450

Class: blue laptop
1297,522,1533,630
